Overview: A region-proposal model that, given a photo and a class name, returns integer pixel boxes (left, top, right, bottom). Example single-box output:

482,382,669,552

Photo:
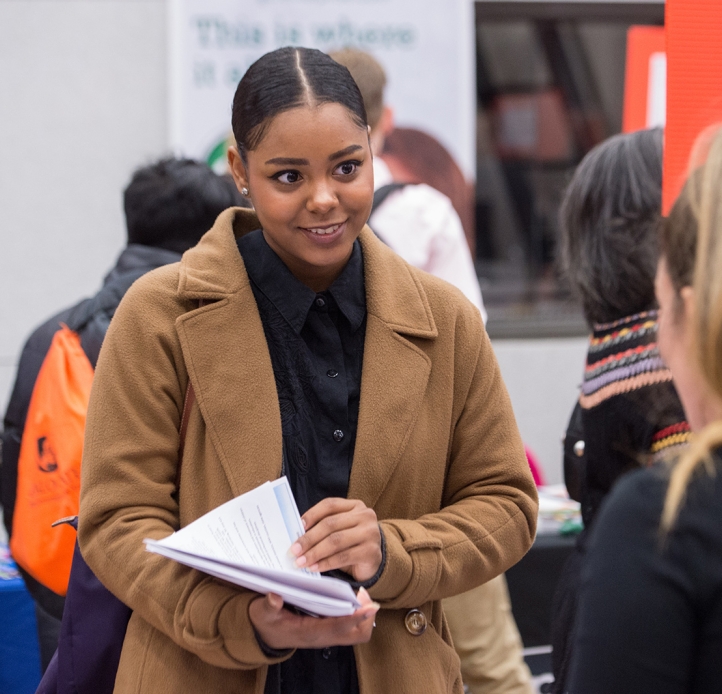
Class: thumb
266,593,284,612
356,587,372,606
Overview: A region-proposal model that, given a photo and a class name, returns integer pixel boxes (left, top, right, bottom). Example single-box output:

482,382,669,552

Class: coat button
574,440,585,457
333,429,344,442
327,369,339,378
404,609,427,636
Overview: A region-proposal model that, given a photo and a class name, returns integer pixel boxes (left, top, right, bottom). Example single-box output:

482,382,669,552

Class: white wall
0,0,167,413
492,337,588,485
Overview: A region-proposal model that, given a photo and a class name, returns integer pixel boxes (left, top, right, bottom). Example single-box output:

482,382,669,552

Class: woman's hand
291,498,382,582
249,587,379,651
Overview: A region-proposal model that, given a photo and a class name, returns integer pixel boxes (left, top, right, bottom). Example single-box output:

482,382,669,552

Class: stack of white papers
144,477,361,617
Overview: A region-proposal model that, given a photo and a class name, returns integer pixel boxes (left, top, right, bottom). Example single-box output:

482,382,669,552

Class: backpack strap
368,183,410,246
371,182,409,216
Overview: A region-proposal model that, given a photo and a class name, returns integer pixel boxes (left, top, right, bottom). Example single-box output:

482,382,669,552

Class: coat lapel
176,292,283,498
176,209,283,497
349,228,438,509
349,315,432,509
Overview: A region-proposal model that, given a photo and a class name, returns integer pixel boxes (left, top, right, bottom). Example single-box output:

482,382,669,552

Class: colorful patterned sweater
552,311,690,694
578,310,689,527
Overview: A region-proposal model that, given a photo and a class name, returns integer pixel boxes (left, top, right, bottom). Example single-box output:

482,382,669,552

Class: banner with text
169,0,476,178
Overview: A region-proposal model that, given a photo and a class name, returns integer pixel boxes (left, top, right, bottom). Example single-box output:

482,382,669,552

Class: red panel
623,26,665,134
664,1,722,213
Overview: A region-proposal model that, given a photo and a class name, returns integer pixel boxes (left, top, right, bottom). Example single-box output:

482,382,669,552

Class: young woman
568,129,722,693
77,47,537,694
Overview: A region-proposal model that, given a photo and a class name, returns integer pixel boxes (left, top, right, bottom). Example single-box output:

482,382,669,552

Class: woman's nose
306,180,337,214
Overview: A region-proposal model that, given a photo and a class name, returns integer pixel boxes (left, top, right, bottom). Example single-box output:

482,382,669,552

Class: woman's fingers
249,593,379,650
303,604,378,647
294,505,360,560
356,586,373,606
293,515,366,567
298,526,381,576
291,498,381,580
301,497,359,531
266,592,284,612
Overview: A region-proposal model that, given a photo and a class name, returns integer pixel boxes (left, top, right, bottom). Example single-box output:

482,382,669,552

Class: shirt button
315,296,326,308
322,647,332,660
333,429,344,442
327,369,339,378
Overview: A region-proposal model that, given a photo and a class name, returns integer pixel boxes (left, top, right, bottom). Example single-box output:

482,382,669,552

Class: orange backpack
11,325,94,595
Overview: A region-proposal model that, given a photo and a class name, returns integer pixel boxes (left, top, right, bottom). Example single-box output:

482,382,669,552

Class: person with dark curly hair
550,128,688,693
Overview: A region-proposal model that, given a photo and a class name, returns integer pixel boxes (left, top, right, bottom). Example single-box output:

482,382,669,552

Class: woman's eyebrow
265,156,309,166
264,145,363,166
328,144,363,161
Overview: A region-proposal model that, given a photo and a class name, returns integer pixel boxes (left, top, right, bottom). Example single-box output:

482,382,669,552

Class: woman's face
229,102,373,292
656,256,686,371
656,256,716,431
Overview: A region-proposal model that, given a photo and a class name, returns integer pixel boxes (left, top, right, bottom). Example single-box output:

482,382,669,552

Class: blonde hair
661,127,722,531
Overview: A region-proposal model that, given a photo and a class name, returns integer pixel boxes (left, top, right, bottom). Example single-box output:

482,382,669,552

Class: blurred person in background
331,48,486,323
332,48,529,694
0,157,247,671
551,128,687,693
382,126,476,251
568,127,722,694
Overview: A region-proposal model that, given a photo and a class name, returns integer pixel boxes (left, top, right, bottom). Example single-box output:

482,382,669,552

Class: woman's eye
335,161,360,176
275,171,301,184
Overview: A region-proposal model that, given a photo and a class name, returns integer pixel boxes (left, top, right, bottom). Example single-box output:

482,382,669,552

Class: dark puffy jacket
0,244,181,618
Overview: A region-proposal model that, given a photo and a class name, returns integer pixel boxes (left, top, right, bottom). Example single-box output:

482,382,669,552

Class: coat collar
178,207,437,340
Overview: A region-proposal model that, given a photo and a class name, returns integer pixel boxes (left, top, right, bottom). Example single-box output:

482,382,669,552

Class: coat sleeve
369,311,538,607
78,272,291,671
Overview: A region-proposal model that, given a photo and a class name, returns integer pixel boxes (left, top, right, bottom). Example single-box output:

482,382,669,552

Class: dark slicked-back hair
560,128,663,326
231,46,367,158
124,158,247,254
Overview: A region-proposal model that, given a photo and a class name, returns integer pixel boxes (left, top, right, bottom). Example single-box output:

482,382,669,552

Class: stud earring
241,187,249,196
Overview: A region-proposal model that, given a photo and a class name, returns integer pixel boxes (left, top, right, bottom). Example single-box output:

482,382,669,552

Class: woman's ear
681,285,696,327
227,146,250,195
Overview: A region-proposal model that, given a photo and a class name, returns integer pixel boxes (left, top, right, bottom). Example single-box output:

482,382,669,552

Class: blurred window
475,2,664,338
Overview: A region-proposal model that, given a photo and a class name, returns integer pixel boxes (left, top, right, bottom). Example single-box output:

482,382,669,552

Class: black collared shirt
237,229,365,694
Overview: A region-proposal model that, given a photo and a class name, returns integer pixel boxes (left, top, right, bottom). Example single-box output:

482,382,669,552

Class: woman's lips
298,220,347,243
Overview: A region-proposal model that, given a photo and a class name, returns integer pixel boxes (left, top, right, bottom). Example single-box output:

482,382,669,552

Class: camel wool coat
79,208,537,694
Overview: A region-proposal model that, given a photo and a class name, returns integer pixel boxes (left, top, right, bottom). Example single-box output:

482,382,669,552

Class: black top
577,312,688,529
237,230,366,694
568,457,722,694
550,313,688,694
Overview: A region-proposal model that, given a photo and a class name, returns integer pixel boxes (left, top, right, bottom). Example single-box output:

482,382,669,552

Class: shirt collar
237,229,365,334
327,241,366,332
